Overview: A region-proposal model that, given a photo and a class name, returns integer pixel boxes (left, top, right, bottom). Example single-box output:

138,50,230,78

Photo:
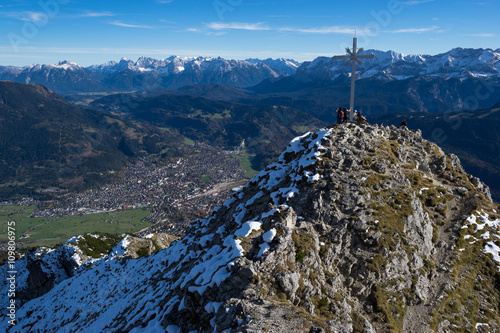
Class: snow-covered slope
0,233,175,314
4,124,500,332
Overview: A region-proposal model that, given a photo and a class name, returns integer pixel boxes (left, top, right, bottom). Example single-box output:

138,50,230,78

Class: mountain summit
4,124,500,332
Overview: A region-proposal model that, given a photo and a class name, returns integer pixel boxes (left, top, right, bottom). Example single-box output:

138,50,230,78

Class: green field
237,153,260,179
200,175,212,182
184,138,195,145
292,125,316,134
0,205,153,249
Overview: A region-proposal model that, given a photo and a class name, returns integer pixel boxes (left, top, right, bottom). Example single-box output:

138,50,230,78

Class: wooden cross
334,37,375,121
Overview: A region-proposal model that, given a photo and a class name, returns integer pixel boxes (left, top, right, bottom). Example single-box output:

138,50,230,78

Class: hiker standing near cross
334,37,375,122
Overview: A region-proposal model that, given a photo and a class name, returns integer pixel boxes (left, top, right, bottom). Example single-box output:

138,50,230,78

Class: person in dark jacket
337,108,344,124
343,108,349,123
356,110,367,124
401,119,407,127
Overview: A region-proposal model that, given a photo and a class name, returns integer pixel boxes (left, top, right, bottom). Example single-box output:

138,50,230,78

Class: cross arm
333,55,351,60
357,54,375,59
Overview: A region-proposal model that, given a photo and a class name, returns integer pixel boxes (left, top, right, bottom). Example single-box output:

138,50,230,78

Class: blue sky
0,0,499,66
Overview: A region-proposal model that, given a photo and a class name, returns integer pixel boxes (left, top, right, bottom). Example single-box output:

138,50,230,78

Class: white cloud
461,33,495,37
110,20,153,29
279,26,355,35
195,21,436,36
159,19,176,24
265,15,292,18
401,0,436,5
383,26,439,33
205,22,271,31
205,31,228,36
0,11,47,23
184,27,226,36
202,22,356,35
79,11,115,18
25,11,45,23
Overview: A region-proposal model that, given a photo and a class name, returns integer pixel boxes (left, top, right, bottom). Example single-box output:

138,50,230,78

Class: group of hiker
335,107,410,129
336,107,409,128
336,107,367,125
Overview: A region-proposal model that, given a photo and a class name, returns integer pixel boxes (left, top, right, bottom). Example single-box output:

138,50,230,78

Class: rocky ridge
3,124,500,333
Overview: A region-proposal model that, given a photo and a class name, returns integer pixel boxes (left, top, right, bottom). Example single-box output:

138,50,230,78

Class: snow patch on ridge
249,128,331,206
110,235,130,257
463,211,500,271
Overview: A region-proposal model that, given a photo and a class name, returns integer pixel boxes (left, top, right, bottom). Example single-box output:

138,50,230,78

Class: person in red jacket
336,108,344,124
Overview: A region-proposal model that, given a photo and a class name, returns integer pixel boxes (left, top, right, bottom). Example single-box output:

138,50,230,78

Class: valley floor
0,143,252,250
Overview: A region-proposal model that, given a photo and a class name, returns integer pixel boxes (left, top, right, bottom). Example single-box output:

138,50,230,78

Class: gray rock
373,158,389,173
363,321,376,333
437,320,451,333
415,275,431,302
328,320,351,333
431,155,447,175
404,197,434,256
470,176,492,201
276,272,301,298
457,187,468,196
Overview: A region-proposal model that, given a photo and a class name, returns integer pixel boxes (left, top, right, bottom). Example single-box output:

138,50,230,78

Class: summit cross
334,37,375,121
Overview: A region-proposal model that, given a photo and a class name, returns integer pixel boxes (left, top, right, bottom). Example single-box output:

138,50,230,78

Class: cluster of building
29,143,247,236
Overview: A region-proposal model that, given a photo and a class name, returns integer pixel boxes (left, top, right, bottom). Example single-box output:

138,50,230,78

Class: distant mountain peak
51,60,82,70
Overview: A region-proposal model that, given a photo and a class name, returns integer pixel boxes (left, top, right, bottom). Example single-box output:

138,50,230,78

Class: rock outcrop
4,124,500,333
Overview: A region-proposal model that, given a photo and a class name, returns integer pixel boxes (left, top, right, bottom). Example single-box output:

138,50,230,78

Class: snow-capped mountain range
0,48,499,94
0,57,300,93
245,57,300,75
295,47,500,82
